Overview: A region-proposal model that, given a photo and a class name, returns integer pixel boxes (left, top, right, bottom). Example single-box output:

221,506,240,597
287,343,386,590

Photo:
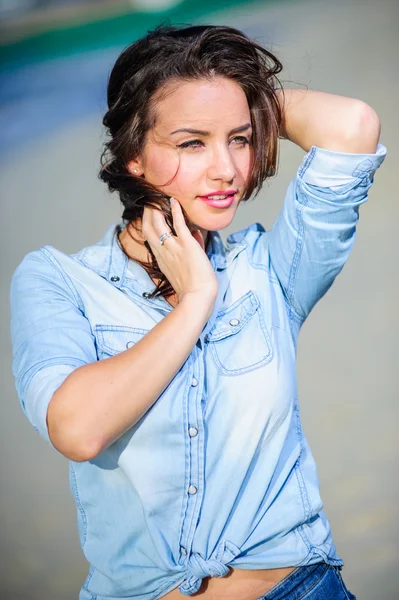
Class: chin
190,208,237,232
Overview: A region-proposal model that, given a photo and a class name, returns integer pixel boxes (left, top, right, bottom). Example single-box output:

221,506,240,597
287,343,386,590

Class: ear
126,159,143,177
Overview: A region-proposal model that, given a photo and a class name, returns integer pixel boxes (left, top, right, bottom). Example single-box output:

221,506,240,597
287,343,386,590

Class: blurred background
1,0,398,598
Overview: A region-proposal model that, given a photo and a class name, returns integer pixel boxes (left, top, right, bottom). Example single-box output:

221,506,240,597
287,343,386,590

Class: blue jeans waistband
256,563,356,600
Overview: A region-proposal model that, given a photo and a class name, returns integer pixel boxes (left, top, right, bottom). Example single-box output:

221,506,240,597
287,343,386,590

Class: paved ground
0,0,398,598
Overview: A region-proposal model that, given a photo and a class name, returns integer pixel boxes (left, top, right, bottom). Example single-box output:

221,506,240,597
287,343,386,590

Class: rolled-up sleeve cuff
298,143,387,188
23,364,76,448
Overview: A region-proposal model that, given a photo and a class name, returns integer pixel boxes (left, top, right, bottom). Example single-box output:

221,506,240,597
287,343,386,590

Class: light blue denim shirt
10,143,386,599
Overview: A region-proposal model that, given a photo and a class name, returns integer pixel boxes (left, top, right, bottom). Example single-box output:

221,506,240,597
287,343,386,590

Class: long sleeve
267,143,387,323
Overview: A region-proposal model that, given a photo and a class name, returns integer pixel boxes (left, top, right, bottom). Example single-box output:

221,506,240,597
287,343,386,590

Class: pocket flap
95,325,148,354
207,290,259,342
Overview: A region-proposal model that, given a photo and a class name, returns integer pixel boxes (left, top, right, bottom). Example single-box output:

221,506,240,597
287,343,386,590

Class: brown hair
100,24,283,300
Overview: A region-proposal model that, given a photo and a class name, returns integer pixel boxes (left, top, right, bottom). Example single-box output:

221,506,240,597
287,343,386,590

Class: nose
208,143,236,183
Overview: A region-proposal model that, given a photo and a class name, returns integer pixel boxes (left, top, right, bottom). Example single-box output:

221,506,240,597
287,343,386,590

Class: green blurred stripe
1,0,269,68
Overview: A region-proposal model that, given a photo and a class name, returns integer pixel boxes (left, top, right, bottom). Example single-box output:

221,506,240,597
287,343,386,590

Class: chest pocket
94,325,149,359
206,290,273,375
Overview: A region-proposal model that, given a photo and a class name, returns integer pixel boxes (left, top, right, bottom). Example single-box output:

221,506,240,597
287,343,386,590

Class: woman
10,24,386,600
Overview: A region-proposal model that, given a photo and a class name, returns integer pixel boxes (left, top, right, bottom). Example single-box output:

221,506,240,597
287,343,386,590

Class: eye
176,136,250,150
230,136,250,146
177,139,204,150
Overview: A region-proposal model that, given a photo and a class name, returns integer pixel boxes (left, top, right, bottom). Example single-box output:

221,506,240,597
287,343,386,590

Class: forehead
152,77,250,132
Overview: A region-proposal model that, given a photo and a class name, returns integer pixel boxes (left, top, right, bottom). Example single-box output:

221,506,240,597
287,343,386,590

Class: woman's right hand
141,198,218,307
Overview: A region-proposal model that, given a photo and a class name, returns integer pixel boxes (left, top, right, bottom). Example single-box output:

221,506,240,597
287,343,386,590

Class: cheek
145,150,205,193
239,147,253,180
144,149,180,186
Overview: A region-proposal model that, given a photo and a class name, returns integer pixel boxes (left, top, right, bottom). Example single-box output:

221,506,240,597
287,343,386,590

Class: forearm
276,88,381,154
47,292,214,462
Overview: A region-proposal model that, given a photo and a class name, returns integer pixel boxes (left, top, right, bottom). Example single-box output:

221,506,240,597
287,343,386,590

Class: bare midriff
159,566,297,600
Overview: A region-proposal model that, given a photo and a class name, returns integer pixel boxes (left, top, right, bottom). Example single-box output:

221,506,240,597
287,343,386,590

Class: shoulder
11,223,118,305
226,222,266,246
11,246,67,287
10,246,84,313
226,222,270,265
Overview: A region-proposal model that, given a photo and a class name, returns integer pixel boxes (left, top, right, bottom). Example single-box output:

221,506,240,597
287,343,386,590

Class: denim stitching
69,463,88,547
20,356,88,395
207,289,272,374
177,354,198,560
244,239,305,344
82,565,96,596
295,564,330,600
213,288,256,318
286,187,308,322
107,224,126,286
298,146,317,179
294,408,312,521
209,338,272,375
208,307,273,375
258,566,301,599
322,178,365,195
258,564,329,600
94,325,149,355
333,567,354,600
208,291,258,340
193,343,206,534
243,231,306,337
38,247,85,312
352,158,373,175
245,232,305,323
261,563,329,600
294,528,314,563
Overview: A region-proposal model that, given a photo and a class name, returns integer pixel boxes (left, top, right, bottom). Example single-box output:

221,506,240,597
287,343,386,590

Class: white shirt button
188,427,198,437
229,318,240,326
180,546,187,555
126,341,134,349
191,377,198,387
188,485,197,495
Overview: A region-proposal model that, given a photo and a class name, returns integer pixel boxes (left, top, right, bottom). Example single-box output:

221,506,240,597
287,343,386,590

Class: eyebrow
169,123,252,136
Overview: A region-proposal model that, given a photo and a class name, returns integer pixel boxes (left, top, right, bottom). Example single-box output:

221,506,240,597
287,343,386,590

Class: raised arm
277,88,381,153
265,89,386,325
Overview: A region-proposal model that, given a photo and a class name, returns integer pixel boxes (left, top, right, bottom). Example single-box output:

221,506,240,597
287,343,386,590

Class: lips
200,189,237,199
199,193,236,208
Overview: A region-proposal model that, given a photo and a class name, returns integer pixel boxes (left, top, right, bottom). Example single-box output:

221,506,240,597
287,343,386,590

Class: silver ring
159,232,172,246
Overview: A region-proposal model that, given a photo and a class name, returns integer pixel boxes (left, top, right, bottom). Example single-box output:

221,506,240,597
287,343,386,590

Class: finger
191,229,205,251
141,206,165,253
141,205,152,238
151,207,175,246
170,197,191,240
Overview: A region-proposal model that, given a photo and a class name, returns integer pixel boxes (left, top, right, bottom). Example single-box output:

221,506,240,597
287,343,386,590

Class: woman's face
130,77,253,238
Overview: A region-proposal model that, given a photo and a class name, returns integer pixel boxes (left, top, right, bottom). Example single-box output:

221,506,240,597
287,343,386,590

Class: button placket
187,377,199,494
179,347,205,566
